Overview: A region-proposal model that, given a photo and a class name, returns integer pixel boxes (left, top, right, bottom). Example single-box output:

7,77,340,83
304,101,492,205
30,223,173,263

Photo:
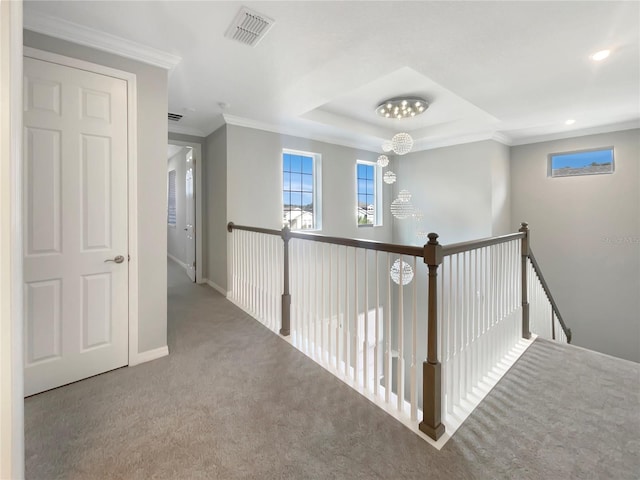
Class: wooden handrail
227,222,424,257
227,222,281,236
442,232,525,256
528,248,572,343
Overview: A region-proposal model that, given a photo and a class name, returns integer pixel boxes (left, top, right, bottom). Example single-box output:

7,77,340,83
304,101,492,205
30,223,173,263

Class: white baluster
354,248,359,385
363,250,369,391
374,251,380,398
384,253,391,404
397,255,405,413
328,245,333,366
411,256,418,421
344,246,349,378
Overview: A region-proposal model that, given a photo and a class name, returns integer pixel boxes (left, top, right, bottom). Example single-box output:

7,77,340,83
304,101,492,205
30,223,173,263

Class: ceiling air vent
168,113,183,122
225,7,275,47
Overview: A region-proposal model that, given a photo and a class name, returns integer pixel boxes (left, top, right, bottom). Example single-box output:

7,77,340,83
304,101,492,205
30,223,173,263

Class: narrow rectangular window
356,160,380,226
283,150,321,230
549,147,614,177
167,169,177,227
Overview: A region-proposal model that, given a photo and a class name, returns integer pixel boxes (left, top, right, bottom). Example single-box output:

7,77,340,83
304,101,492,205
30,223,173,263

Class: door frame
23,47,142,366
167,139,204,284
2,1,24,477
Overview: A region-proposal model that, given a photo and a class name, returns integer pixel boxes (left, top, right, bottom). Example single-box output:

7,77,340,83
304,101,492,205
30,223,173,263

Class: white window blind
168,169,177,226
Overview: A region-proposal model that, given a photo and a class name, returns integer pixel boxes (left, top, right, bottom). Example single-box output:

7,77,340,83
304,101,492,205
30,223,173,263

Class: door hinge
193,261,196,268
128,254,131,262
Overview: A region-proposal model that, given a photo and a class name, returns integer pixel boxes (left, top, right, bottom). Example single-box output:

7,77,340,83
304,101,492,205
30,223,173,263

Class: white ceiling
24,1,640,152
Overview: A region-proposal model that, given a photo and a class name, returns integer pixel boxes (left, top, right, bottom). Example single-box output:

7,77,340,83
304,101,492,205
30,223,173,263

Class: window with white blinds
168,169,177,227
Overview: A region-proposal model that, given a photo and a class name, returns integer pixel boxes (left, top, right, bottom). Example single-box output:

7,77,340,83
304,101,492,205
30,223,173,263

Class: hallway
24,259,640,479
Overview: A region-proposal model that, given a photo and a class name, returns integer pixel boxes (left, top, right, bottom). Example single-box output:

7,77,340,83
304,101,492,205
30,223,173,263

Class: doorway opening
166,141,203,285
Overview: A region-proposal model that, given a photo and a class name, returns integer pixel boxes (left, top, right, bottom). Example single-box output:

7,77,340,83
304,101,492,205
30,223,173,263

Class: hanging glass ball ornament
390,258,414,285
398,189,412,202
377,155,389,167
391,132,414,155
382,141,393,153
383,171,397,184
391,198,414,219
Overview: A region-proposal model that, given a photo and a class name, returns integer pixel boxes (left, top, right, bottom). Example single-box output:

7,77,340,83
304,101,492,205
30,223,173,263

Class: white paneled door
23,56,129,396
185,148,196,282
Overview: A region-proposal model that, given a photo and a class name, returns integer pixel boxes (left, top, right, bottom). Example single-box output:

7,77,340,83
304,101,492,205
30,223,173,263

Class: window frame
548,146,615,178
282,149,322,231
167,169,177,228
356,159,382,227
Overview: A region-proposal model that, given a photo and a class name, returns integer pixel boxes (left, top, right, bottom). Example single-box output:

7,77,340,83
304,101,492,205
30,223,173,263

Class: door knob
105,255,125,264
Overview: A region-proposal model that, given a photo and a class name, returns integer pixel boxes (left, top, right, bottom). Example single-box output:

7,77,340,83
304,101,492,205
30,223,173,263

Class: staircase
226,221,571,448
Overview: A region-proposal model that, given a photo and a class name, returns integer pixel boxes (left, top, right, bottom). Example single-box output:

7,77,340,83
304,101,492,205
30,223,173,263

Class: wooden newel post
280,226,291,336
519,222,531,339
419,233,445,441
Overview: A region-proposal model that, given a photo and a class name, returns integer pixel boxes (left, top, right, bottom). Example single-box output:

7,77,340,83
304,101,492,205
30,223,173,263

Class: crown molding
222,114,378,153
168,123,207,137
24,10,181,70
509,120,640,146
491,131,513,146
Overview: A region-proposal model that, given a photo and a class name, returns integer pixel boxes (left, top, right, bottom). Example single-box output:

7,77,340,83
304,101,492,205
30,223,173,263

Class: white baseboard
130,345,169,366
167,253,186,270
204,278,228,297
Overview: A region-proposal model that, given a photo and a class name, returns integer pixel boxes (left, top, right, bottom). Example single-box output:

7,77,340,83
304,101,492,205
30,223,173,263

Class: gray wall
492,142,512,235
205,125,227,291
392,139,512,246
511,129,640,362
226,125,394,239
167,148,186,263
25,30,169,353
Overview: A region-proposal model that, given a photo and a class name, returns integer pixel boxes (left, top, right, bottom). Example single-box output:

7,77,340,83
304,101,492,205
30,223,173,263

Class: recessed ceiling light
565,119,576,125
591,49,610,62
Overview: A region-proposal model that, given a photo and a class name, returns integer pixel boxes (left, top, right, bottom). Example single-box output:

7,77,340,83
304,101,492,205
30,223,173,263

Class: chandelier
376,97,429,119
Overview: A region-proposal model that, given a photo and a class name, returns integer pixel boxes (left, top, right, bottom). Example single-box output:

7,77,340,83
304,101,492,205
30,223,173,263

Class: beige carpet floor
24,259,640,479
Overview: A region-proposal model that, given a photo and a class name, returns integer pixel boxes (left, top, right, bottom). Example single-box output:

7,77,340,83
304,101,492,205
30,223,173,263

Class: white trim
167,140,204,284
23,48,141,371
167,253,187,271
129,345,169,366
413,132,510,152
9,5,24,476
205,279,228,297
222,113,512,154
509,120,640,146
168,122,207,137
223,114,374,153
23,10,181,70
1,2,24,477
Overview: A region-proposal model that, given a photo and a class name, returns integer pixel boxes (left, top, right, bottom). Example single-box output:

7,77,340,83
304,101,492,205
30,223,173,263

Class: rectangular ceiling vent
168,113,183,122
225,7,275,47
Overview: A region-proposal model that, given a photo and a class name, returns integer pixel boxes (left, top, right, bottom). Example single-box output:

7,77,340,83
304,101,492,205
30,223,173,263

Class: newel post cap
281,225,291,241
424,232,443,266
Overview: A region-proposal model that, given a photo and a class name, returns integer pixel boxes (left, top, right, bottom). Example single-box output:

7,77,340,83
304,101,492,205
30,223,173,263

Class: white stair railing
287,236,426,425
226,221,570,447
527,249,572,343
438,237,525,430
